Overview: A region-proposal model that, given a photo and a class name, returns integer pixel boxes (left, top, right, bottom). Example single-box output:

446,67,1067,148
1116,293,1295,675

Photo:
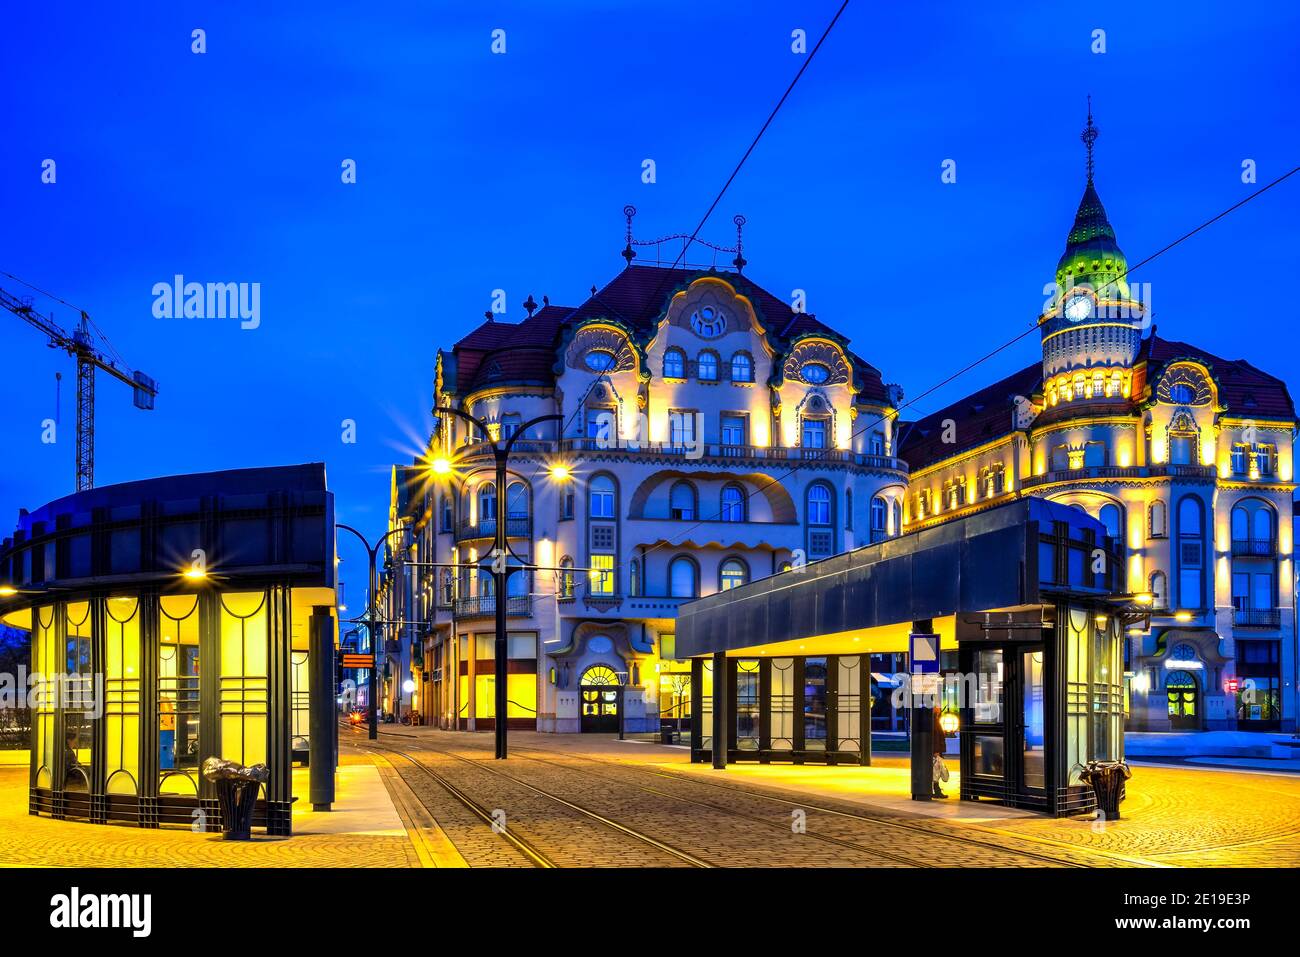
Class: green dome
1055,181,1129,299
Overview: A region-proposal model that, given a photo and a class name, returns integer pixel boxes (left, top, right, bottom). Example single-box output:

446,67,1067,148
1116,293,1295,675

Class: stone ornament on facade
1156,363,1214,407
566,324,637,374
782,338,851,387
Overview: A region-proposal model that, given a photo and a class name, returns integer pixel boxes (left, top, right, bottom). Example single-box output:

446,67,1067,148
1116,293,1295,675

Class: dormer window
585,350,616,372
690,305,727,338
1169,383,1195,404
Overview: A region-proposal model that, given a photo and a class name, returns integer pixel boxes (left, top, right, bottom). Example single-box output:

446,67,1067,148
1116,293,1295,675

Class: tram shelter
677,498,1139,815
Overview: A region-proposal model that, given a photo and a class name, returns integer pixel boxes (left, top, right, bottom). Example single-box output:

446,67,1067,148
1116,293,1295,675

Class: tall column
910,619,935,801
309,605,336,811
711,651,727,770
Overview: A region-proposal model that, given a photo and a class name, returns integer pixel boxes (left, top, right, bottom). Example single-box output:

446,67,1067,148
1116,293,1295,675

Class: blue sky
3,1,1298,581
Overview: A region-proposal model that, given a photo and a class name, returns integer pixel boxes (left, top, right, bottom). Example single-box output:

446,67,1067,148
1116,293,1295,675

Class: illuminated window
720,558,749,591
104,597,141,796
159,594,201,795
581,665,621,687
558,557,574,598
1073,373,1086,399
589,554,614,596
663,348,686,379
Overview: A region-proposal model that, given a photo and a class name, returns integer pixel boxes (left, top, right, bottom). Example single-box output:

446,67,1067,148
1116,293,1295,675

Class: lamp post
336,523,410,740
432,406,563,759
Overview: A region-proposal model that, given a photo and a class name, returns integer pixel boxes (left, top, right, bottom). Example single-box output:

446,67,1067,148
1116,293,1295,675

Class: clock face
690,305,727,338
1063,294,1093,322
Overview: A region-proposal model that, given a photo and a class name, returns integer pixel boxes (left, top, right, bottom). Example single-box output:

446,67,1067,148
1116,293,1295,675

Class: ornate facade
898,126,1297,733
384,267,909,733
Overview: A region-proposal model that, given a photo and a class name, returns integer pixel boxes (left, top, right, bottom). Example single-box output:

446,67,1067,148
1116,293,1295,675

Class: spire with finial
523,293,537,317
1081,94,1099,184
732,214,747,272
621,205,637,266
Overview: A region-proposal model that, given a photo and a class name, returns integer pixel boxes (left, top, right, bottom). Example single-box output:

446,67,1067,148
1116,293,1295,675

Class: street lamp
336,522,411,740
433,405,563,759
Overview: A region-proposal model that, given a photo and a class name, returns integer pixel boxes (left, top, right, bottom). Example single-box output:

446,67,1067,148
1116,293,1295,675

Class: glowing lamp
183,567,207,580
1132,592,1153,605
1130,672,1151,694
0,585,16,597
1173,610,1193,623
402,679,416,695
430,456,452,476
549,464,571,481
1094,614,1108,627
938,710,960,735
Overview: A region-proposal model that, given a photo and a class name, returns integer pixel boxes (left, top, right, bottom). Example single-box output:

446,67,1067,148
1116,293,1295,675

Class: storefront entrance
579,665,622,733
1166,671,1200,729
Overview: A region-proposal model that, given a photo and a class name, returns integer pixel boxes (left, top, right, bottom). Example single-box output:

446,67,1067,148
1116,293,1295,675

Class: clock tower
1039,104,1147,402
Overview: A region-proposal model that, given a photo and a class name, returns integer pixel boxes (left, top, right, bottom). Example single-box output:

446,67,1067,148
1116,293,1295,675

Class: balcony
1234,608,1281,628
557,437,908,473
1022,463,1216,490
455,516,530,542
452,595,533,620
1231,538,1276,558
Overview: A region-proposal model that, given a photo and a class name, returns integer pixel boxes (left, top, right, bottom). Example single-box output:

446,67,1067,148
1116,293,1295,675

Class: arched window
892,500,901,536
1177,496,1205,609
1168,412,1199,465
629,559,640,597
807,484,832,525
720,484,745,522
558,557,575,599
669,556,698,598
1149,500,1167,538
588,474,615,519
720,558,748,591
581,664,621,687
697,351,718,381
870,496,887,543
806,483,834,559
478,482,497,521
669,481,697,520
506,480,528,520
1149,571,1168,609
1098,503,1122,542
663,348,686,379
1253,506,1274,543
730,352,753,383
1232,499,1275,549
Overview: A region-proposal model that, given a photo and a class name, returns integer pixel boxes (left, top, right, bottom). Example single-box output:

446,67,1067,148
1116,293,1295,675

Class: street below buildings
352,727,1300,868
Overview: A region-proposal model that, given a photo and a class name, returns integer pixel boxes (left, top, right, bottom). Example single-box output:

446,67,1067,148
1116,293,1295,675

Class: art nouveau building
383,263,909,733
898,148,1297,733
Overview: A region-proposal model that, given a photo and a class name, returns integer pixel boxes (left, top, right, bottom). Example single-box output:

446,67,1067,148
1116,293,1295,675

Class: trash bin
1078,760,1130,820
660,727,677,745
202,757,270,840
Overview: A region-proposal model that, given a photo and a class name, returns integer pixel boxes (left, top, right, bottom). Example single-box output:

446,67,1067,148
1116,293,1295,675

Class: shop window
803,658,828,750
736,661,760,750
159,594,201,794
103,597,142,796
219,592,270,770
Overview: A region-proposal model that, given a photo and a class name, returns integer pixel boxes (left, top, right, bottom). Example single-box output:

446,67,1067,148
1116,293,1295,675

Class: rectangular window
801,419,826,449
1232,572,1250,612
668,410,697,448
1252,573,1273,611
589,554,614,596
500,414,521,440
586,409,614,443
1231,443,1248,474
869,432,884,457
559,488,574,520
721,414,746,447
1255,444,1276,476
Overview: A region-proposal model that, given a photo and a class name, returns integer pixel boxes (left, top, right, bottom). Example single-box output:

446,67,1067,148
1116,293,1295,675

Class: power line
624,161,1300,568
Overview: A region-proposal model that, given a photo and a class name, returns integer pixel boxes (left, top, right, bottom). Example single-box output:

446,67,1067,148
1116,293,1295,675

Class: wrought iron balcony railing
1231,538,1276,558
452,595,533,620
455,516,531,542
1234,608,1281,628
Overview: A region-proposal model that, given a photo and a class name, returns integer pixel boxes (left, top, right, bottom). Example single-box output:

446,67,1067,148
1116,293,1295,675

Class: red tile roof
1140,334,1296,420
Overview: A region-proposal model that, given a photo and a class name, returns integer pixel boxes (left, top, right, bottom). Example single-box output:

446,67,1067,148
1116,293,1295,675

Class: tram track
352,726,1128,867
503,744,1097,868
352,730,712,868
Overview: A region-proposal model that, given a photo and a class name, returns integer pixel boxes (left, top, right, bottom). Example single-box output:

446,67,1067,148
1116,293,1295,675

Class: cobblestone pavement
358,727,1300,868
0,757,418,868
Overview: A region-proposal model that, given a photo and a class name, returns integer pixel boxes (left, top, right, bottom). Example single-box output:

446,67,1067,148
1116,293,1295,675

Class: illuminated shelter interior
677,498,1129,815
0,465,337,835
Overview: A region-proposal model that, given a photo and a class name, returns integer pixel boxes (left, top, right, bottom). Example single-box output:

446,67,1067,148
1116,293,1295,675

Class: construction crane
1,284,158,492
